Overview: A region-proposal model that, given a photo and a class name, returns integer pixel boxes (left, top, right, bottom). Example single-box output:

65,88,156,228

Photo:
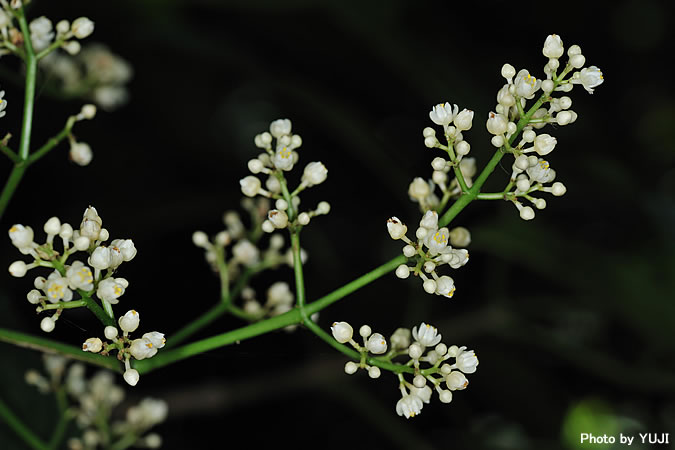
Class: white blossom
66,261,94,291
542,34,564,59
71,17,95,39
331,321,353,344
97,278,126,304
82,337,103,353
302,161,328,186
455,347,479,374
396,393,424,418
119,310,140,333
429,102,458,128
366,333,388,354
412,322,442,347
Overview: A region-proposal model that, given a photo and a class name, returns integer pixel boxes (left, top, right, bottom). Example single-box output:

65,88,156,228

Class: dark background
1,1,675,449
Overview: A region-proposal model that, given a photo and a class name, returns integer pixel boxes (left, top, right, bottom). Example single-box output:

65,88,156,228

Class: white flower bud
267,210,289,229
269,119,292,138
302,162,328,186
402,245,416,258
43,217,61,236
41,317,56,332
27,290,41,304
542,34,564,59
408,342,424,359
9,261,27,277
570,54,586,69
359,325,372,337
395,264,410,279
344,361,359,374
71,17,94,39
446,371,469,390
486,112,508,135
297,212,310,225
551,181,567,196
316,201,331,215
455,140,470,156
63,41,81,55
408,177,431,201
366,333,387,354
422,127,436,138
130,337,157,360
519,205,535,221
419,210,438,229
89,246,111,270
82,337,103,353
501,63,516,81
533,198,547,209
424,136,439,148
248,159,264,174
423,261,436,273
74,236,90,251
439,390,453,403
104,326,118,340
80,104,97,120
240,176,262,197
541,79,555,93
435,276,455,297
386,217,407,240
331,321,353,344
368,366,381,379
261,220,275,233
119,310,140,333
192,231,209,248
8,224,34,249
448,226,471,247
422,279,437,294
453,109,474,131
123,369,139,386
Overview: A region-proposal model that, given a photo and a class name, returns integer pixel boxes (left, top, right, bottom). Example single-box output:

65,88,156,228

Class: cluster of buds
25,354,167,449
0,86,6,118
82,309,166,386
0,3,94,57
487,34,603,220
240,119,330,232
7,207,139,333
387,211,469,298
331,321,478,418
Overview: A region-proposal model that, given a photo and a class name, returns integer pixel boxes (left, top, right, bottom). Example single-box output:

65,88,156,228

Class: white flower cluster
82,309,166,387
387,211,470,298
331,321,478,418
241,119,330,231
240,281,317,330
25,354,167,449
40,43,133,111
7,206,138,333
0,86,6,118
488,34,603,220
0,3,95,56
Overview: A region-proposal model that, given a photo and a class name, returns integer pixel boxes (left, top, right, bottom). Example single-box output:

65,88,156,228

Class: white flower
104,326,118,340
127,398,168,428
542,34,564,59
429,102,458,127
130,337,157,360
331,321,353,344
240,176,262,197
533,134,557,156
453,108,474,131
273,145,295,171
426,227,449,255
435,275,455,297
97,278,126,304
41,317,56,332
66,261,94,291
269,119,292,138
514,69,541,99
366,333,388,354
527,159,555,183
89,246,111,270
446,248,469,269
396,393,424,418
43,217,61,236
9,261,28,277
0,90,7,118
412,322,442,347
419,211,438,230
143,331,166,349
119,310,140,333
576,66,604,94
82,337,103,353
386,217,407,240
45,272,74,303
446,371,469,390
232,240,259,266
110,239,137,262
301,162,328,186
410,385,432,404
71,17,95,39
69,141,93,166
486,112,508,135
455,347,479,374
8,224,35,249
29,16,54,51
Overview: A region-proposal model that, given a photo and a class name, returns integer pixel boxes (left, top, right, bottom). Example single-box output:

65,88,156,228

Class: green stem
25,117,75,166
0,326,121,371
0,7,37,222
79,292,115,327
39,300,87,310
216,246,230,303
47,388,70,450
0,397,48,450
476,192,506,200
290,231,307,319
0,143,21,164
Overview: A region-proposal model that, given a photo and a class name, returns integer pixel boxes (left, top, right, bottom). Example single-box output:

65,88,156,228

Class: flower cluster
8,206,137,333
240,119,331,231
25,354,167,449
82,310,166,386
485,34,603,220
331,321,478,418
0,3,94,57
387,211,470,298
0,85,7,118
41,43,133,111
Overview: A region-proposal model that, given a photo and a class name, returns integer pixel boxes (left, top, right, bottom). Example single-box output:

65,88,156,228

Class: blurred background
1,0,674,449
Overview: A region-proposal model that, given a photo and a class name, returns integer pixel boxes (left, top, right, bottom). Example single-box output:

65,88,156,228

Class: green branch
0,397,48,450
0,326,121,372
